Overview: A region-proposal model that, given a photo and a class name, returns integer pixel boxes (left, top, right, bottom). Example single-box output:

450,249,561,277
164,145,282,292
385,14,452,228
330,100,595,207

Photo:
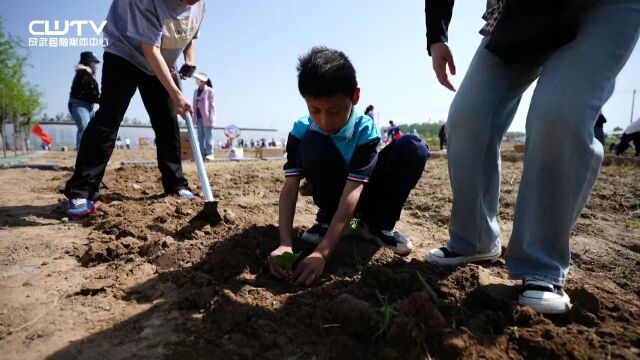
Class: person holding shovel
64,0,207,217
424,0,640,314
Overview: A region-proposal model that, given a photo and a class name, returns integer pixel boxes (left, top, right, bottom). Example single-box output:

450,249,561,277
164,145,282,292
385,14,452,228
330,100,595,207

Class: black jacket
70,65,100,104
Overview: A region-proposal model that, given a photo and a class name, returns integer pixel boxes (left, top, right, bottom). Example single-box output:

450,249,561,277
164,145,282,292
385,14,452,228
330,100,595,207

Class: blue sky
3,0,639,134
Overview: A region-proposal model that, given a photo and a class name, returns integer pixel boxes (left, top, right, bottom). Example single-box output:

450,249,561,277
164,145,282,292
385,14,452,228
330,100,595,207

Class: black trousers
299,133,429,230
615,132,640,156
65,52,189,200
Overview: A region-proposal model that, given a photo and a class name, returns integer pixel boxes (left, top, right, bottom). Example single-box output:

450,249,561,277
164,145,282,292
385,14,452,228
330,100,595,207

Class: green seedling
273,252,301,273
349,218,360,230
374,290,396,339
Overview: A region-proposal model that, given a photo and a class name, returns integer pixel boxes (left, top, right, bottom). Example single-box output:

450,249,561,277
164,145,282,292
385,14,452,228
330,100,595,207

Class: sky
2,0,639,135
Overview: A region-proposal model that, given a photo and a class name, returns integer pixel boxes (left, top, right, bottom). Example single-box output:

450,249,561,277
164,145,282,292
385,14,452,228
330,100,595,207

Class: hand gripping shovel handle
183,111,215,202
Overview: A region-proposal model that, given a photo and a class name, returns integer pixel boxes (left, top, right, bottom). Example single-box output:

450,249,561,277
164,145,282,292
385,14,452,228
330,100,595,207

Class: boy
268,47,429,285
64,0,206,217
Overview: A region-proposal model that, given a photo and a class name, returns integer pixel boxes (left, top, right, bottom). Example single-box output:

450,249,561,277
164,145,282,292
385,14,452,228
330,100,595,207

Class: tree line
0,18,43,157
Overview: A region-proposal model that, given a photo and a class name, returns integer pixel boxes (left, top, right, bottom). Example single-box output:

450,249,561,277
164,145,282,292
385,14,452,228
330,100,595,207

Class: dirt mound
5,158,637,359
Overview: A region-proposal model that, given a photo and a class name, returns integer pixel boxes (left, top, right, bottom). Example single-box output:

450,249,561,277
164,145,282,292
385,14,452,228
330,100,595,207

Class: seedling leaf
273,252,301,273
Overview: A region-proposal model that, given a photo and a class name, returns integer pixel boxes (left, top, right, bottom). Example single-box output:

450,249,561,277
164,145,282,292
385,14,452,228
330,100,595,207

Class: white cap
193,72,209,82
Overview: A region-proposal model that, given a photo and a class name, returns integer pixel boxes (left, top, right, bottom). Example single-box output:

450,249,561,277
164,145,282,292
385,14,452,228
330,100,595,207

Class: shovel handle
182,111,215,202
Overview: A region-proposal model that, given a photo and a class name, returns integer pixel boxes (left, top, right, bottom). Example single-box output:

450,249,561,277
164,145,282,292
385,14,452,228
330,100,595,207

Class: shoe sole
425,248,501,266
519,295,572,314
66,206,96,218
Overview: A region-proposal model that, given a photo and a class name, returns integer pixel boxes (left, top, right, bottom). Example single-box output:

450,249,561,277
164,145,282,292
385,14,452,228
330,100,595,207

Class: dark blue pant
299,133,429,230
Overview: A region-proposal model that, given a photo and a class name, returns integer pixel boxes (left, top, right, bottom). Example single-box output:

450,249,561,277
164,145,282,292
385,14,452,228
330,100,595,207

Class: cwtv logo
29,20,107,36
27,20,109,48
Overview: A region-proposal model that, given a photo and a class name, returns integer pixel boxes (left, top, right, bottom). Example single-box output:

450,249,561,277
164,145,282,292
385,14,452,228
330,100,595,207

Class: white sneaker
519,278,572,314
204,154,215,161
425,246,501,266
174,189,197,201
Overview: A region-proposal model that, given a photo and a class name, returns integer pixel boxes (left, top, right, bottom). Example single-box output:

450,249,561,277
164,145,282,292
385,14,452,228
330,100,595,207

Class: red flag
31,124,53,145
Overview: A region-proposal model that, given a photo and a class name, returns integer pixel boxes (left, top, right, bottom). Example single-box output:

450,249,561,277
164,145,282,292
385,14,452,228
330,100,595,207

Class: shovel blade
191,200,222,225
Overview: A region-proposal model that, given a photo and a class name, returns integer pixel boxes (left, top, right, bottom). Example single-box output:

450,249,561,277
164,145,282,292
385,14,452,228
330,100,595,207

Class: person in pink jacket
192,72,216,160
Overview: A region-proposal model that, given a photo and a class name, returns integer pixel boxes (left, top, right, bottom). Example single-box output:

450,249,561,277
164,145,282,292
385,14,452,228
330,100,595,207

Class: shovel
181,110,222,225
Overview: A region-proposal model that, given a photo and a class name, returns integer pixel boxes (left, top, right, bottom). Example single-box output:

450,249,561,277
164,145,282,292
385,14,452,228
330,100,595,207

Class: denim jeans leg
69,99,93,150
204,126,214,156
506,0,640,285
446,40,541,256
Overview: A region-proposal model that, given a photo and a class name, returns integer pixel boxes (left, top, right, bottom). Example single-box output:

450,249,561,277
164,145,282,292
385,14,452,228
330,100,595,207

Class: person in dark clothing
267,47,429,285
64,0,206,217
69,51,101,150
594,113,607,145
424,0,640,314
438,123,447,150
387,120,402,142
613,118,640,156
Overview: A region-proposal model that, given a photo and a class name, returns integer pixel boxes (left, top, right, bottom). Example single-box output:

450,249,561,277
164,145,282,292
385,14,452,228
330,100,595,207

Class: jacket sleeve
425,0,454,55
283,134,303,178
209,87,215,122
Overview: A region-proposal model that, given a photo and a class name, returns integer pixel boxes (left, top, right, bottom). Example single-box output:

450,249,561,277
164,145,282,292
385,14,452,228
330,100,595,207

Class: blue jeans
446,0,640,285
68,98,95,150
196,118,214,157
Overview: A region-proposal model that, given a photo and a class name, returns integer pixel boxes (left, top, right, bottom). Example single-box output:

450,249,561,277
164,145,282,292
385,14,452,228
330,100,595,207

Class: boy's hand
268,245,293,279
293,251,326,286
430,42,457,92
172,93,193,117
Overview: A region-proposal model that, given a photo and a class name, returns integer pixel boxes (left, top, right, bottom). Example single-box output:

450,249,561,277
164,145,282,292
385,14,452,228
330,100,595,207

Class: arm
268,132,304,278
209,86,216,122
180,39,197,79
279,176,300,248
268,177,300,278
293,181,363,285
141,42,192,116
315,181,362,259
425,0,457,91
183,39,196,66
425,0,454,54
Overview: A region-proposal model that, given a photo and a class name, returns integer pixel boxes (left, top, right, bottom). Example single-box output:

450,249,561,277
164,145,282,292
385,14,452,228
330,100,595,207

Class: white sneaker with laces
425,246,501,266
519,278,572,314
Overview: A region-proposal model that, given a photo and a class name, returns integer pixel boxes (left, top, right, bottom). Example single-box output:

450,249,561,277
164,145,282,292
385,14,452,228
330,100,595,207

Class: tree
16,84,43,151
0,17,42,157
613,126,623,133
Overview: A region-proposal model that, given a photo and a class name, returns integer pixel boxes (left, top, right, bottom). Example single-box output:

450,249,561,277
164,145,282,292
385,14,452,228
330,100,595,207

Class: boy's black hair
297,46,357,98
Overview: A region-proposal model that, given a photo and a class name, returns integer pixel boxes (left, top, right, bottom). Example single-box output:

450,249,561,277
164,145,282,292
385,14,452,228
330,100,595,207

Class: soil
0,149,639,359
